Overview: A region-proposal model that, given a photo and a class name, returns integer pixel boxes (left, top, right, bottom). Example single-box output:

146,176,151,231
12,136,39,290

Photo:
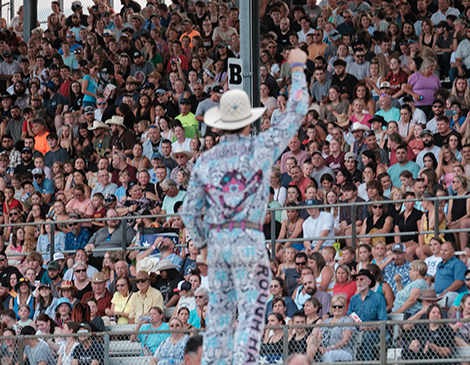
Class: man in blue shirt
348,269,387,361
32,167,54,204
435,241,467,307
64,214,91,251
382,243,411,295
387,145,420,187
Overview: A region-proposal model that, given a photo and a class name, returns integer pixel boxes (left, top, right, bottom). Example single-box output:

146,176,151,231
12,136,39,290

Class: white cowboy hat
170,146,193,160
351,122,370,132
204,89,266,130
152,260,179,273
105,115,126,128
88,120,110,131
136,257,157,273
308,103,320,113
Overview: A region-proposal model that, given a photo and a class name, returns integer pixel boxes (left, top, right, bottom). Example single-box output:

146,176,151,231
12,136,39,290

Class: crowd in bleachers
0,0,470,363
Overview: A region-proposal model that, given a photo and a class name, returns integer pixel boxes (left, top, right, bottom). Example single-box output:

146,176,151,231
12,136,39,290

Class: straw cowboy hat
204,89,266,130
308,103,320,114
170,146,193,160
417,289,440,302
88,272,108,283
105,115,126,128
128,13,145,25
88,120,110,131
131,270,156,283
126,76,141,85
336,113,350,127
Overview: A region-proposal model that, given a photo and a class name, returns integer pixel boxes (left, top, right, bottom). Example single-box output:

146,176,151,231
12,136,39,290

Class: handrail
7,195,467,261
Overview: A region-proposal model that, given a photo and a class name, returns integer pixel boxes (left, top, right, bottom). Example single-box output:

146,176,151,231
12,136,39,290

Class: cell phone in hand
445,109,457,116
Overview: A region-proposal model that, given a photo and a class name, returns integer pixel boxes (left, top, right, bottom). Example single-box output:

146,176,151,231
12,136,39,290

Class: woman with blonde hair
452,77,470,111
448,175,470,250
58,124,74,156
365,57,385,101
23,226,37,254
436,144,460,187
9,6,23,38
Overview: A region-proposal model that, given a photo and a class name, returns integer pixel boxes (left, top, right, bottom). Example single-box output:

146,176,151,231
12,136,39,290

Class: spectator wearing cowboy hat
347,269,387,361
116,75,141,106
89,120,111,157
153,260,184,307
169,147,194,187
129,271,164,324
128,13,148,41
80,272,113,317
106,115,137,156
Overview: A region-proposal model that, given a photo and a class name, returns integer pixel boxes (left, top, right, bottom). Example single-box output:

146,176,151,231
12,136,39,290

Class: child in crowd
92,193,106,231
17,304,33,330
409,123,425,155
277,247,296,276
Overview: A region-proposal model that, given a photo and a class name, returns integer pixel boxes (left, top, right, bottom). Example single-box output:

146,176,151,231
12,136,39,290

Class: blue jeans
450,65,470,85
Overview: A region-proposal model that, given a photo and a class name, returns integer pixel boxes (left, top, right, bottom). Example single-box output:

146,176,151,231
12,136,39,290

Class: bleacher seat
109,356,152,365
109,341,142,356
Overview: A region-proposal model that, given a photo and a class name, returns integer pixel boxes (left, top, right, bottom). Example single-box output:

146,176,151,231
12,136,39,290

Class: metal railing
6,317,470,365
4,194,468,261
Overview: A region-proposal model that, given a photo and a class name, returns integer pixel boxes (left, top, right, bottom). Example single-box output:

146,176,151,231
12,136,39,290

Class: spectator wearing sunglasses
64,214,92,251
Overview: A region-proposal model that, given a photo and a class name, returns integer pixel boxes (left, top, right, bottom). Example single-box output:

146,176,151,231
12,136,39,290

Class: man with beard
116,76,141,105
24,134,43,160
331,59,357,101
13,80,29,110
292,273,331,316
40,261,64,297
387,145,420,187
64,214,92,251
106,116,136,156
13,147,34,176
4,106,23,144
130,51,155,89
382,242,411,295
87,209,135,258
347,269,387,361
336,10,356,37
357,131,388,170
152,260,184,307
416,129,441,168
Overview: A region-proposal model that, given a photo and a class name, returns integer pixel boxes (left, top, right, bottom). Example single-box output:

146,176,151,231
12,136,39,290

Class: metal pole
239,0,252,101
434,197,439,238
380,322,386,365
9,0,13,22
23,0,37,43
18,336,24,365
351,202,357,251
50,222,55,260
121,220,127,252
282,326,289,361
104,333,110,365
271,210,276,260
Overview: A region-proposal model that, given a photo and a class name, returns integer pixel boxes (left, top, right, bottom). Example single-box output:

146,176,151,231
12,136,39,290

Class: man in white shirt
430,0,460,26
297,16,315,43
302,199,335,253
416,129,441,168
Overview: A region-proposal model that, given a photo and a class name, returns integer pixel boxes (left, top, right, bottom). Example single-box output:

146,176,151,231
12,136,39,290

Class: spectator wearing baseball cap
175,98,200,139
302,199,336,251
194,84,223,135
130,50,156,90
180,18,200,45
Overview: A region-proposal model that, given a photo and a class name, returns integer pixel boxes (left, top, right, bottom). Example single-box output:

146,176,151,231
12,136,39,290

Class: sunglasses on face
75,268,86,273
195,295,204,299
98,102,106,105
332,305,344,309
68,222,78,227
175,155,186,159
372,205,383,209
136,279,148,284
9,212,17,217
295,261,306,266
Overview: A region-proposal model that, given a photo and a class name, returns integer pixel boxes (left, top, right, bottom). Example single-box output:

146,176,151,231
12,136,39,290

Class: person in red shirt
289,165,313,200
3,186,21,215
166,41,189,71
81,272,112,317
91,193,107,231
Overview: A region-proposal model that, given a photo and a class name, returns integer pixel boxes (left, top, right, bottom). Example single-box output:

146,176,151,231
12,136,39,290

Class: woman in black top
402,304,454,364
448,175,470,251
359,196,394,246
394,192,423,262
261,313,285,364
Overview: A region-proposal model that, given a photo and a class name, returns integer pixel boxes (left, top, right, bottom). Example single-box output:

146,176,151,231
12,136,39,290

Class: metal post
104,333,110,365
434,196,440,238
23,0,37,43
18,336,24,365
239,0,252,101
121,220,127,252
50,221,55,260
351,202,357,251
9,0,13,22
58,0,64,12
380,322,386,365
282,326,289,361
271,209,276,260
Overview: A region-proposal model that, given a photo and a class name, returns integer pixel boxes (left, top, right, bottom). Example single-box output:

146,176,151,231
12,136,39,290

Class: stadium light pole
240,0,261,133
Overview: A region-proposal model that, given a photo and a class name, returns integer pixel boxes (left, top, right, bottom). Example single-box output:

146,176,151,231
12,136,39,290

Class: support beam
23,0,37,43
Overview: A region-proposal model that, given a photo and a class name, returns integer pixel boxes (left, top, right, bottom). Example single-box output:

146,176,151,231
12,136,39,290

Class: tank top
317,267,335,294
422,34,434,48
372,282,384,297
294,285,311,309
14,294,34,319
423,213,446,245
287,218,304,251
451,192,470,221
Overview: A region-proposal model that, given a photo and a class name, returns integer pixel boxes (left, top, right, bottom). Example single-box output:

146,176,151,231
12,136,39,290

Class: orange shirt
179,29,201,47
34,132,50,156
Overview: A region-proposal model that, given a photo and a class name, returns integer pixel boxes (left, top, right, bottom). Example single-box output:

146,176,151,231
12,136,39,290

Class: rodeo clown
181,49,308,365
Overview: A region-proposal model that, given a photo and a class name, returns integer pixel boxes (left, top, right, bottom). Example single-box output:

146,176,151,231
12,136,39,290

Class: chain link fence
3,317,470,365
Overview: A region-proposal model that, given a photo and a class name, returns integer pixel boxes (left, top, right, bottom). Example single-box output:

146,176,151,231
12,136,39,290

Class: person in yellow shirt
128,271,164,324
32,118,50,156
175,98,200,139
307,30,328,62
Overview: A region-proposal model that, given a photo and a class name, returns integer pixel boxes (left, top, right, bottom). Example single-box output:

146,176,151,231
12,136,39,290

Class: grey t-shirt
310,165,336,186
4,118,23,144
25,341,56,365
310,79,332,103
195,98,219,136
130,61,156,89
346,61,371,81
